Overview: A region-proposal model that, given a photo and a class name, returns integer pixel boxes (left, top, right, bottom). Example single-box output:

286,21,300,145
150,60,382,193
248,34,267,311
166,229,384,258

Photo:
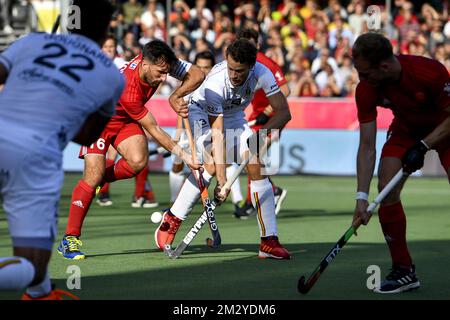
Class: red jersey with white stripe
114,54,191,123
356,55,450,137
249,52,287,120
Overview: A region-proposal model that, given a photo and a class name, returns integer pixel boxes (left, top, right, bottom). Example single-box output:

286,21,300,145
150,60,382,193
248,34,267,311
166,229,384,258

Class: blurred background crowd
1,0,449,97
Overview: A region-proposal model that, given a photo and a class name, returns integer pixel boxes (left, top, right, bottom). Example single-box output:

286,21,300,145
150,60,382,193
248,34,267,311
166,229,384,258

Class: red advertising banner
146,97,394,129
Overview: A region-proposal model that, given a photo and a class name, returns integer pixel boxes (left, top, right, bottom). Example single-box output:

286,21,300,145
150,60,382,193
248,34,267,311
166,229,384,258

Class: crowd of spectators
106,0,449,98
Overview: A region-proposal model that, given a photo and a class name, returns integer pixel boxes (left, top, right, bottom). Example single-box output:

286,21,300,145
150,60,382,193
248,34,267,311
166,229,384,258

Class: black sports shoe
373,265,420,294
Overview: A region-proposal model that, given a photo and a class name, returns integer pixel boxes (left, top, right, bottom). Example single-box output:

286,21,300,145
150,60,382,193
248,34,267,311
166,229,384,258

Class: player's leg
103,124,148,184
226,163,244,211
169,161,185,204
246,159,290,260
59,154,106,259
374,131,420,293
96,145,117,206
1,151,76,299
155,111,213,249
169,117,187,203
233,121,290,259
133,165,158,208
58,126,114,260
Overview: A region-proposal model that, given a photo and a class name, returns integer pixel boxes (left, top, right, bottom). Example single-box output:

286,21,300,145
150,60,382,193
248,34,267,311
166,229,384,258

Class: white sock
25,271,51,298
251,178,277,237
0,256,35,290
169,170,185,203
170,170,213,220
227,164,243,204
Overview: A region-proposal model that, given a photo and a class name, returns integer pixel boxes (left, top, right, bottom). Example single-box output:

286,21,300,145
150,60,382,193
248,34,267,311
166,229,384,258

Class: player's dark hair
237,28,259,45
69,0,114,43
194,51,215,65
352,32,394,66
226,39,257,67
142,40,178,66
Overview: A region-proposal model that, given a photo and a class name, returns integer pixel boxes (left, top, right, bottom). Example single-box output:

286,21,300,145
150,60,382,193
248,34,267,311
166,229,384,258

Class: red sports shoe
258,236,291,260
22,289,80,300
154,211,182,250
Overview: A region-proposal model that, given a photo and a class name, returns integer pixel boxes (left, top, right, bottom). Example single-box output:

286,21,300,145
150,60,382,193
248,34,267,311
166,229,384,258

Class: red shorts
79,119,144,158
381,127,450,171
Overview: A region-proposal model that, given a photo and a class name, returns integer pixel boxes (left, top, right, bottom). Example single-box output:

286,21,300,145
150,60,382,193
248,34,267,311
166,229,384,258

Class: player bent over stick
351,33,450,294
58,40,204,260
155,39,292,259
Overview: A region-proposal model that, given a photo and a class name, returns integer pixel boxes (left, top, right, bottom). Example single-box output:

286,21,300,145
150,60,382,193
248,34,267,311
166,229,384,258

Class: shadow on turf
61,241,450,299
1,240,449,300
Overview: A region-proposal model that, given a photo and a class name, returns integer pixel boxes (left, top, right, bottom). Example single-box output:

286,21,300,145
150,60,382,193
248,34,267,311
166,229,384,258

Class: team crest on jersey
129,62,138,70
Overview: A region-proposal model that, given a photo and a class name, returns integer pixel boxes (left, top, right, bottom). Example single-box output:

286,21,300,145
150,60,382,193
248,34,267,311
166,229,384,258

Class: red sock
378,202,413,268
246,176,252,203
66,180,95,237
103,158,136,184
99,159,115,193
134,165,149,198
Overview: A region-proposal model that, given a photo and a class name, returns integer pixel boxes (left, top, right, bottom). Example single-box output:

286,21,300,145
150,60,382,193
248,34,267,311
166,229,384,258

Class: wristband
355,192,369,201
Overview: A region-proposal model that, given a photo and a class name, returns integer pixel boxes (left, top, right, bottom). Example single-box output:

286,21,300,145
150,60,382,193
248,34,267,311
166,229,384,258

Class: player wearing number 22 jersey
0,0,124,299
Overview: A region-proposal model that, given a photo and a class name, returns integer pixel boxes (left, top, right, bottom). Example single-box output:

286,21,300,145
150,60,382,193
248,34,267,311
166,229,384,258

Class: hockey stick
148,146,171,158
148,139,189,158
51,14,61,34
182,118,222,247
297,168,409,294
164,136,269,259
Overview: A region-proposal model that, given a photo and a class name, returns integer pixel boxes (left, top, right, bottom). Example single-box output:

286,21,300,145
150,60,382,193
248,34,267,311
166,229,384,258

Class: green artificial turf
1,173,449,300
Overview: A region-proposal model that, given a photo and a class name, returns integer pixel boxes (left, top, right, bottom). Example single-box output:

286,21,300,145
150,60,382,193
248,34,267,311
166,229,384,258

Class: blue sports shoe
57,236,86,260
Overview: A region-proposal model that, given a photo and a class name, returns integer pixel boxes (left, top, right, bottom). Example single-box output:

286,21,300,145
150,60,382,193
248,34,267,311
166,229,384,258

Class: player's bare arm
209,114,228,202
138,111,201,170
353,120,377,226
259,83,291,124
264,91,292,130
169,65,205,118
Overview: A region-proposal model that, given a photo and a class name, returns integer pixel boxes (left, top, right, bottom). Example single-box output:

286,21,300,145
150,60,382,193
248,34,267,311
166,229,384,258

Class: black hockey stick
297,169,409,294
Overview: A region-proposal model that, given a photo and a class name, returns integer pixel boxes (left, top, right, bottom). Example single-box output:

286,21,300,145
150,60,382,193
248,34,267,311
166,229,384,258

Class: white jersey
0,32,125,159
189,61,280,121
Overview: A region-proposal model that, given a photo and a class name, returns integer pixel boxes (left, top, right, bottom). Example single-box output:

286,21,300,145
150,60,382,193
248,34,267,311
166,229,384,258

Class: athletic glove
255,112,270,126
402,140,429,174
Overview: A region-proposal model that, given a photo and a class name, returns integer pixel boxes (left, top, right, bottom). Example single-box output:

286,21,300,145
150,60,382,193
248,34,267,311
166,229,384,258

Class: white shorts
188,107,253,165
0,139,61,249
